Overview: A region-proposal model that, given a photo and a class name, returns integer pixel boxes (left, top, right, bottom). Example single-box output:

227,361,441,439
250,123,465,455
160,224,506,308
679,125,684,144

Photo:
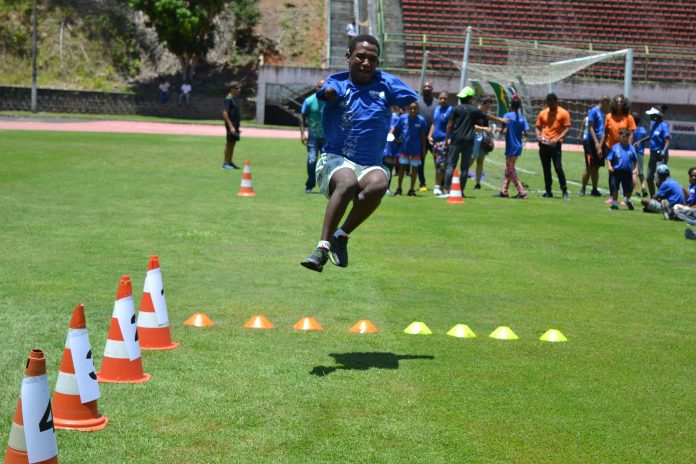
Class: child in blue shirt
496,95,530,198
427,91,452,196
641,164,685,217
383,106,402,194
643,107,671,197
606,129,638,210
631,112,648,197
393,102,427,196
301,35,418,272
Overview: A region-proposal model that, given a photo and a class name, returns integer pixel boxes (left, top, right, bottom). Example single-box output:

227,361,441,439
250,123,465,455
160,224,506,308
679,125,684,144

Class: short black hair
348,34,381,55
619,128,631,137
632,112,642,124
689,167,696,176
546,93,558,102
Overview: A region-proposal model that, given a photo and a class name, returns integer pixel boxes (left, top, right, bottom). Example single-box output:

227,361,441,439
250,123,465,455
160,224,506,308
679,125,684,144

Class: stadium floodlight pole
418,51,430,92
31,0,38,113
624,48,633,99
459,26,472,90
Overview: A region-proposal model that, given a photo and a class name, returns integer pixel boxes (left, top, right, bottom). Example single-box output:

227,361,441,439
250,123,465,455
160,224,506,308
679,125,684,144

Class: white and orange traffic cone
97,276,151,384
137,256,179,350
447,168,464,204
53,304,108,432
4,349,58,464
237,160,256,196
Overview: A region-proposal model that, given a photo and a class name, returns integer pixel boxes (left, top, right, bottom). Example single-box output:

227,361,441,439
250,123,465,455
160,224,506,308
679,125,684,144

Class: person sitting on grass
640,164,684,218
674,167,696,223
606,129,638,210
393,102,427,196
300,35,418,272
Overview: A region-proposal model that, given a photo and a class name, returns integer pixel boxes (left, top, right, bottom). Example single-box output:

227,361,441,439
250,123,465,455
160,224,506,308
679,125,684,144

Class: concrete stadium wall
0,86,254,121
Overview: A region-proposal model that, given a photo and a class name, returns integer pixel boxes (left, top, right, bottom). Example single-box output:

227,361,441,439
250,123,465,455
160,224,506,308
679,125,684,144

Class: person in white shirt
178,82,192,105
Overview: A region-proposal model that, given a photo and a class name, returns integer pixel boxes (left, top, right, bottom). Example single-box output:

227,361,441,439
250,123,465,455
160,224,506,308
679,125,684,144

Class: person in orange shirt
599,95,635,203
535,93,571,199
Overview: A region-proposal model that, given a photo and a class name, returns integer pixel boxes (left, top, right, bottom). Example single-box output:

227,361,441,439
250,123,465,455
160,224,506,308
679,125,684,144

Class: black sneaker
300,247,329,272
512,193,528,199
562,191,570,201
329,235,349,267
542,192,554,198
493,192,509,198
407,189,417,196
686,228,696,241
590,189,602,197
610,203,619,210
642,189,648,198
474,183,481,190
626,199,635,210
394,188,403,196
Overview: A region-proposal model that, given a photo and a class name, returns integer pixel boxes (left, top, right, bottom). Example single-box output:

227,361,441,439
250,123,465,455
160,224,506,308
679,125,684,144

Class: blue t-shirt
633,125,647,155
586,106,606,141
657,178,685,206
395,113,427,156
382,114,400,158
502,110,530,157
431,105,452,141
607,143,637,172
686,183,696,206
319,71,418,165
649,120,670,153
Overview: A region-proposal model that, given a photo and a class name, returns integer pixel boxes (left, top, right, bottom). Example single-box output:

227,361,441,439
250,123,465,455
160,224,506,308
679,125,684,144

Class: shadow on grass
310,352,434,377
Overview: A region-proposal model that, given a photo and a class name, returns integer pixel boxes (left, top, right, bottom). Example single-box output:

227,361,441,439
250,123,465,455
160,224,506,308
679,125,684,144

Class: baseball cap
456,86,475,99
656,164,670,177
645,107,662,116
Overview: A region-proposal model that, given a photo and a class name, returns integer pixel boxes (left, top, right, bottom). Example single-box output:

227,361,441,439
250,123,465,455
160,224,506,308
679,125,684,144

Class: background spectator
535,93,571,200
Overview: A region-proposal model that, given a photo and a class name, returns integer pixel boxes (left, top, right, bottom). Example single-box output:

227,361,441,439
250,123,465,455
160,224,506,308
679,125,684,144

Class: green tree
229,0,259,53
129,0,230,79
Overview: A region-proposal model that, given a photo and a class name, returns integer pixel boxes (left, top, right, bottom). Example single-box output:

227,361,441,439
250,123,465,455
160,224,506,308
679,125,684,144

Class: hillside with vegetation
0,0,326,93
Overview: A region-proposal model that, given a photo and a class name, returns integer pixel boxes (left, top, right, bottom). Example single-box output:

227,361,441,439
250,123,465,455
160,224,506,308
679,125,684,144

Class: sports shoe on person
493,192,508,198
642,189,648,198
578,189,586,197
385,189,393,196
686,228,696,240
222,163,237,170
604,198,614,205
433,185,443,196
394,188,403,196
474,183,481,190
329,234,349,267
542,192,553,198
418,185,428,192
437,192,450,199
304,188,313,194
563,191,570,201
300,247,329,272
407,189,417,196
661,199,673,220
590,189,602,197
626,199,635,210
512,193,528,199
610,203,619,210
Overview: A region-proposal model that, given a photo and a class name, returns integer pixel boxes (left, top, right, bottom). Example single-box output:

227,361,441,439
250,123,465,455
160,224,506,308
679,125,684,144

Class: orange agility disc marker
243,315,274,329
349,320,378,334
293,317,322,331
184,312,215,327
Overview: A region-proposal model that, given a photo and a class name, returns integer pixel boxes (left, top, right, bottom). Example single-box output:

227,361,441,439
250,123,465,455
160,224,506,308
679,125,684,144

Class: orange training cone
243,315,274,329
97,276,151,384
448,168,465,204
293,317,322,331
4,349,58,464
237,160,256,196
53,304,108,431
184,312,215,327
349,320,378,334
137,256,179,350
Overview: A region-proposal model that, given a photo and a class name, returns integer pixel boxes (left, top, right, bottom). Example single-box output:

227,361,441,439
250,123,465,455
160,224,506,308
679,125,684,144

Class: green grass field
1,130,694,463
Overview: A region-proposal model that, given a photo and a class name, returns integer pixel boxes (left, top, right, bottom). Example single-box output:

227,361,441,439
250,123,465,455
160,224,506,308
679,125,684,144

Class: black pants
538,143,567,194
610,169,633,196
444,142,474,191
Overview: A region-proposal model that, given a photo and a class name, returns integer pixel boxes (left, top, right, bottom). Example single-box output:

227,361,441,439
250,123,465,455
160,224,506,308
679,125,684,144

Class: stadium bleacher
399,0,696,82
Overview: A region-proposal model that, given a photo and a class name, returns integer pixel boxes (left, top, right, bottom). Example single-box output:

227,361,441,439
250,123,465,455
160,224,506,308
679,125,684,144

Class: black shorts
226,125,240,143
610,169,633,194
583,139,604,168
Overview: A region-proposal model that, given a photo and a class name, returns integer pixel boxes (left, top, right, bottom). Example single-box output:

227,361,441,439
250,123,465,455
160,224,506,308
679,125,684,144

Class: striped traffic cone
97,276,151,384
447,168,464,204
237,160,256,196
137,256,179,350
53,304,108,431
4,349,58,464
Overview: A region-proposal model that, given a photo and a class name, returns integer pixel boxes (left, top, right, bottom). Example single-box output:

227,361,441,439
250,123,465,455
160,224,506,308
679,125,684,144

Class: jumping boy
300,35,418,272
